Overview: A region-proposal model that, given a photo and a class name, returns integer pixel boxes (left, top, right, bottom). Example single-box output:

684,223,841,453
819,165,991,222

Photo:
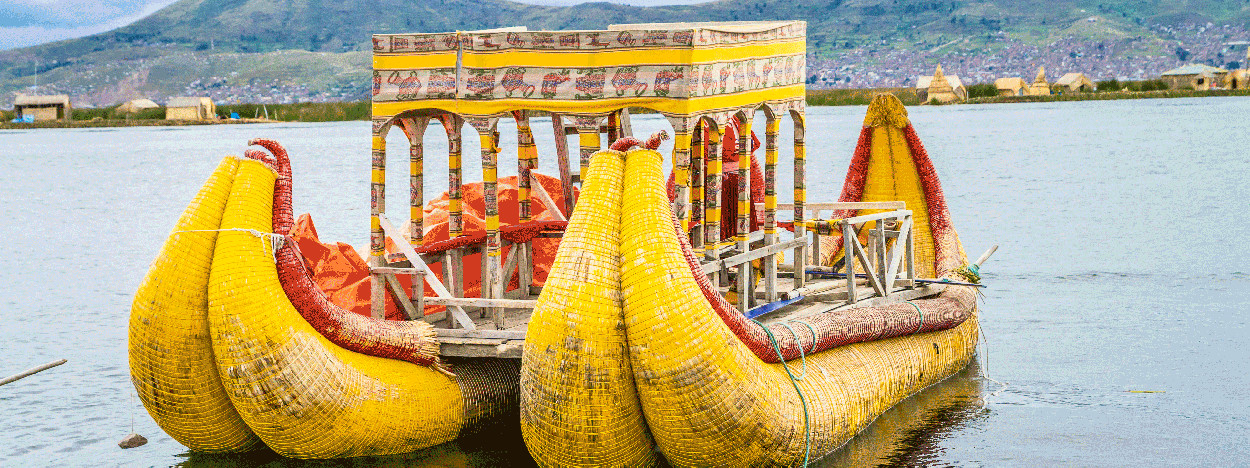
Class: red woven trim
900,124,963,273
252,139,442,368
673,217,974,363
824,126,874,261
408,220,567,255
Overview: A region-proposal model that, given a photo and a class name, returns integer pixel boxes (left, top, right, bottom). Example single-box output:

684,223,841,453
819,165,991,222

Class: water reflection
172,361,987,468
176,421,538,468
816,361,987,467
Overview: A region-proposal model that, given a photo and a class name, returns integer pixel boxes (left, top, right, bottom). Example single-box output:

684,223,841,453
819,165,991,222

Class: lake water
2,96,1248,466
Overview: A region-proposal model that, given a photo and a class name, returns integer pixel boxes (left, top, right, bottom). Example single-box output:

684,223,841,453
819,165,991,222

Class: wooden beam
702,237,807,274
382,273,421,320
774,201,906,211
379,215,475,330
530,172,567,221
551,114,575,213
423,297,537,308
435,329,527,339
851,236,887,297
844,220,857,304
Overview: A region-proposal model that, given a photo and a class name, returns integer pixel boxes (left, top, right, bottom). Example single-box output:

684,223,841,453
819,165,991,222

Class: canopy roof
15,94,70,106
371,21,807,119
168,97,212,108
1162,64,1227,76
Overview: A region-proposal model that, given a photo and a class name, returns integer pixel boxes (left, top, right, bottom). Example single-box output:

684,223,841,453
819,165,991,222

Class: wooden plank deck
431,280,944,359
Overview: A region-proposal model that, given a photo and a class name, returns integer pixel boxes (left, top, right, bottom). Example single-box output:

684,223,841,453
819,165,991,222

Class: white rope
173,228,285,263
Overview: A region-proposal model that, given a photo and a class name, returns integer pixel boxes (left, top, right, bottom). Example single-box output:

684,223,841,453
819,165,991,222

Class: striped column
736,115,753,245
577,123,601,177
690,122,705,250
763,114,780,301
402,118,429,246
704,124,722,260
441,115,464,238
370,133,386,258
792,110,807,287
477,121,505,328
514,111,537,222
670,118,692,233
370,128,387,319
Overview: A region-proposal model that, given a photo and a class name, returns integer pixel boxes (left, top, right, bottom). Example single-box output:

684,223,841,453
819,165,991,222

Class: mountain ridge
3,0,1248,106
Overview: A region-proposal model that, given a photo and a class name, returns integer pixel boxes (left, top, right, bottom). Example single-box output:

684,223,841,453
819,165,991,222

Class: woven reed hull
128,156,262,453
619,147,978,467
203,159,519,459
520,150,657,468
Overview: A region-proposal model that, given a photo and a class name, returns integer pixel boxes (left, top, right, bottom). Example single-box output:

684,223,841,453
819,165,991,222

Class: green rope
905,300,924,334
753,319,811,467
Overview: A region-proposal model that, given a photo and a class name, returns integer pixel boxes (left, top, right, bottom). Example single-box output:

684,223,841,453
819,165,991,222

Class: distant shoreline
0,118,277,130
5,88,1248,129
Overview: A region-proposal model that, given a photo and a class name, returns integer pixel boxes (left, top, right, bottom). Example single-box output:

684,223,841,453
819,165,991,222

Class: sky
0,0,706,51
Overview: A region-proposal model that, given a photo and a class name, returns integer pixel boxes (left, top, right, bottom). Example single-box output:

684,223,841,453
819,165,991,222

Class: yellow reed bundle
520,150,657,467
206,160,466,458
618,148,979,467
128,156,262,453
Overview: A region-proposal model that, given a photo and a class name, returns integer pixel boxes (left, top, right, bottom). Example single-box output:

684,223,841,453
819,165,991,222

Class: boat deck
426,278,946,359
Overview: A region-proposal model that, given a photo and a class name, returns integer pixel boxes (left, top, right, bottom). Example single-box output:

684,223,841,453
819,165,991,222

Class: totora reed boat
129,21,991,465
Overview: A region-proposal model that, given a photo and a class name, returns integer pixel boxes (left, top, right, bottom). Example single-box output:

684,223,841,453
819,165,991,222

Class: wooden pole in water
0,359,66,387
975,245,999,267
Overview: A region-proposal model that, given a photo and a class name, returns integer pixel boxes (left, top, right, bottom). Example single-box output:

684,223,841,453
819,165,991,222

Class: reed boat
129,20,991,463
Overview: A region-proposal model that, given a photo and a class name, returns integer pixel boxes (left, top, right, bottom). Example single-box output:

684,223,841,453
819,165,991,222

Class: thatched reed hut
994,77,1028,96
14,94,71,121
1028,67,1051,96
165,97,216,120
117,98,159,114
916,64,966,103
1052,73,1095,94
1160,64,1228,90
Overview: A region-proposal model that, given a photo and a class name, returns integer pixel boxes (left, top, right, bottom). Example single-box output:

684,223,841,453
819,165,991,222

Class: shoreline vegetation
4,84,1249,128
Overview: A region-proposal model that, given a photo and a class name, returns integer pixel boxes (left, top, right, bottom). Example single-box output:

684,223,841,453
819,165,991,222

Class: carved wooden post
369,118,390,319
791,110,807,288
667,116,693,233
763,110,780,302
439,113,466,300
514,110,537,291
470,117,504,329
551,113,575,215
735,111,754,312
690,121,705,250
398,116,430,317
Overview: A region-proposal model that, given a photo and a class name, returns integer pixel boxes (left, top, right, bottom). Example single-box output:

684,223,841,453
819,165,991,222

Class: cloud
0,0,178,50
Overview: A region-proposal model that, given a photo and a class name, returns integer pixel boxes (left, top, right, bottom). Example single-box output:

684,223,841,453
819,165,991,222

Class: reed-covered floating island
129,21,993,466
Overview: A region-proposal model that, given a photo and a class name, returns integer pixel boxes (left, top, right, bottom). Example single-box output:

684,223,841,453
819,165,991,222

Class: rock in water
118,433,147,449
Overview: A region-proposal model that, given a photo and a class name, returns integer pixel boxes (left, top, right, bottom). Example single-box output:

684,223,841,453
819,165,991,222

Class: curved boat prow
613,95,979,466
129,156,262,453
830,94,966,275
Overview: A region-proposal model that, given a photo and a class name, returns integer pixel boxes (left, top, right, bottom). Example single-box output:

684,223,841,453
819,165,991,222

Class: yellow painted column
792,110,807,287
703,124,722,260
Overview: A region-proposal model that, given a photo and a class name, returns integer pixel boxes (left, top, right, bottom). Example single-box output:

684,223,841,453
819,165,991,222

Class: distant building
14,94,72,121
916,64,966,103
117,98,159,114
994,77,1028,96
1028,67,1051,96
166,97,216,120
1052,73,1096,94
1228,70,1249,90
1160,64,1229,90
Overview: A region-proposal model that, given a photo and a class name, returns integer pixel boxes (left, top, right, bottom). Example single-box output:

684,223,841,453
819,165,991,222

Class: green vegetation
216,101,371,122
1095,79,1170,92
806,88,921,106
3,0,1249,101
966,87,1250,104
966,83,999,99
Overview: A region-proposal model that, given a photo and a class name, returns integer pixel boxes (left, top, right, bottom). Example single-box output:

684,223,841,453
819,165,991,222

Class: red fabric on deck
666,119,765,238
288,173,575,319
